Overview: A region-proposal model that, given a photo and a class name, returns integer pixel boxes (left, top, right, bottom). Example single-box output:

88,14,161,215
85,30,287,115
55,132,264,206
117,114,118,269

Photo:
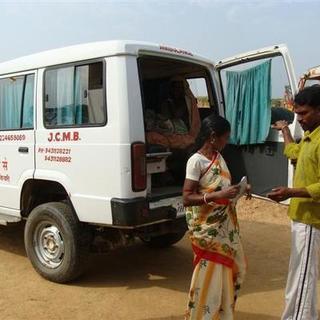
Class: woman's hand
216,185,240,199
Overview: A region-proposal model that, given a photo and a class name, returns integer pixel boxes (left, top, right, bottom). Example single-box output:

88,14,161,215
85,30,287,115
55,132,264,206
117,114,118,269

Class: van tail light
131,142,146,192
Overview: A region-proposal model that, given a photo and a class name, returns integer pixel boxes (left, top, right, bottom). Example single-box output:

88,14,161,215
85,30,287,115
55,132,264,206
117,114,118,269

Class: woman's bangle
203,193,209,205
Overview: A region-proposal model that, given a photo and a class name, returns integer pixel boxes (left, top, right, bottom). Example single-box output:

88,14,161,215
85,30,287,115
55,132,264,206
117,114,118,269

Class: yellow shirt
284,125,320,228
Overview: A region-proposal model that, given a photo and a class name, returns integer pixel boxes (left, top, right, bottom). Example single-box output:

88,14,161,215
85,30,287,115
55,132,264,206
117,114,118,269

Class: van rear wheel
140,231,186,249
24,202,90,283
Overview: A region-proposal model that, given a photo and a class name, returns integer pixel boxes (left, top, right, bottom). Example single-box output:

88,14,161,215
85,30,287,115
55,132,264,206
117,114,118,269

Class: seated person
160,78,190,133
146,77,201,149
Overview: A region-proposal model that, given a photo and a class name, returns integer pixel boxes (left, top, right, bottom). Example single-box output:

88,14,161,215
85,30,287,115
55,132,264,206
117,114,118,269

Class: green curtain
46,66,87,125
0,76,24,130
74,65,88,125
226,59,272,145
22,74,35,128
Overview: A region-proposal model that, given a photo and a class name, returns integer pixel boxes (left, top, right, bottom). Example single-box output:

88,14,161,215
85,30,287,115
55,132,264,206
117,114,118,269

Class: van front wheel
140,231,186,249
24,202,89,283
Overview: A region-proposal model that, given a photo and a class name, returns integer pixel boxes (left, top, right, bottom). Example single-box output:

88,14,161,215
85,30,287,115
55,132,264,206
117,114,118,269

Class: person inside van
161,76,201,137
160,77,191,134
145,76,201,149
183,114,249,320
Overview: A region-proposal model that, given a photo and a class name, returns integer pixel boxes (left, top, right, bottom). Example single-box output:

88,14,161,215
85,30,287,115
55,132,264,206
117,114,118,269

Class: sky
0,0,318,82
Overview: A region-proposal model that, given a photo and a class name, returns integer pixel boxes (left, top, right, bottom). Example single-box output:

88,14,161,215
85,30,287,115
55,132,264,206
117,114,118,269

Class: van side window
187,78,210,108
22,74,35,129
44,61,106,127
0,74,35,130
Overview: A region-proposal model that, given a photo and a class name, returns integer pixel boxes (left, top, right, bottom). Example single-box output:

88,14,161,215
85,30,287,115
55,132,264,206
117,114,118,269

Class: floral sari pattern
185,152,246,320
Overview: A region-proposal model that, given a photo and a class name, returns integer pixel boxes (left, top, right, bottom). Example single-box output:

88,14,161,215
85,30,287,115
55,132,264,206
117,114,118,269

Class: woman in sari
183,114,249,320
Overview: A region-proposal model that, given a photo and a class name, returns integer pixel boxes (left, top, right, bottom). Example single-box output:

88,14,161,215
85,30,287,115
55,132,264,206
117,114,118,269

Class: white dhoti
282,221,320,320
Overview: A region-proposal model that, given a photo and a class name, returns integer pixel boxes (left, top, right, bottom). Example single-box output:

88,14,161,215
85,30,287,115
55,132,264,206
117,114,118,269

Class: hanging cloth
226,59,272,145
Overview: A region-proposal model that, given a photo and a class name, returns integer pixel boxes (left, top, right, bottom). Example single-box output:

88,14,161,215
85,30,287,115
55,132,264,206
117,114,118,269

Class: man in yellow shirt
269,85,320,320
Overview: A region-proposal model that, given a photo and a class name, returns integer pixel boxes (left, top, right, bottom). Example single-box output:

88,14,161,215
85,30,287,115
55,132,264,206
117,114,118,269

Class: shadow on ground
0,222,26,256
144,312,280,320
0,218,291,297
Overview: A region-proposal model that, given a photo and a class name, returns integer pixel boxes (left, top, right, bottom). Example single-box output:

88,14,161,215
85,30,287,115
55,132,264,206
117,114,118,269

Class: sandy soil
0,198,319,320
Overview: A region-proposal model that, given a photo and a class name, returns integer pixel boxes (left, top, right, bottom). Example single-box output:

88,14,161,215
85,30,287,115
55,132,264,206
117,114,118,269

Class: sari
185,152,246,320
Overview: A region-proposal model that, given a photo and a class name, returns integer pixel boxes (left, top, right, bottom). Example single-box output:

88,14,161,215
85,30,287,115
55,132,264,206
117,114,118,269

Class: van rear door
215,44,299,197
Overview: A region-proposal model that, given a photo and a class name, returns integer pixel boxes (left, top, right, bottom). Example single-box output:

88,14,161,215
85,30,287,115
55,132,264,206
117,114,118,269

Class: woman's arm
183,179,240,207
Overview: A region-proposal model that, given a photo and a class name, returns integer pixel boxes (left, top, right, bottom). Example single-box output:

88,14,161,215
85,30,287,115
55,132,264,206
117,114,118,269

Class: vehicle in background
299,65,320,90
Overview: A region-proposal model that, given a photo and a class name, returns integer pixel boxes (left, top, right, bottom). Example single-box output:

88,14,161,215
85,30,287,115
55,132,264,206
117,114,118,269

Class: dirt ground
0,198,319,320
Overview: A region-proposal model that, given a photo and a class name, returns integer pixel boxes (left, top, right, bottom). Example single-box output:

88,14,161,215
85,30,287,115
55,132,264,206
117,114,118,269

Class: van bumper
110,197,184,227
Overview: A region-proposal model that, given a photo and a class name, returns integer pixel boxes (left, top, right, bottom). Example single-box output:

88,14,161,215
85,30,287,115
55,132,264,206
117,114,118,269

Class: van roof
0,40,213,75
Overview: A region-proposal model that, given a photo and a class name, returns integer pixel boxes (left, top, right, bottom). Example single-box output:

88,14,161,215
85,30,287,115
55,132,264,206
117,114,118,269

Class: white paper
232,176,248,203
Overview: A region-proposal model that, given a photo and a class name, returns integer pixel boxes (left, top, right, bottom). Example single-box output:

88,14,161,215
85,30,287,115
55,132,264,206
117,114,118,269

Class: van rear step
148,186,182,202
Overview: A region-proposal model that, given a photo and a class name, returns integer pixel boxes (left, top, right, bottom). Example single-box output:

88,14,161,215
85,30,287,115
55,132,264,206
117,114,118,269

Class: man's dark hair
294,85,320,108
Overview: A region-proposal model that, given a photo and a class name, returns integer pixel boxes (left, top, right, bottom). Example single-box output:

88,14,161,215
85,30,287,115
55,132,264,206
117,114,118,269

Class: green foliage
196,96,210,107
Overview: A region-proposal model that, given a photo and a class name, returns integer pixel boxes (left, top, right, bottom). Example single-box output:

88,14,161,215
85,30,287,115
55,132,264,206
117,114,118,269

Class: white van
0,41,300,283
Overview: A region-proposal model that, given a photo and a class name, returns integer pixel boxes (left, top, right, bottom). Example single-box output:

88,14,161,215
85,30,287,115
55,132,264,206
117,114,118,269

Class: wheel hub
34,223,65,269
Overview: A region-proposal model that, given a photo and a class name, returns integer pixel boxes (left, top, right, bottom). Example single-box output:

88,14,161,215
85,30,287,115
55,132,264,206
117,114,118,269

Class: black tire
24,202,90,283
140,231,186,249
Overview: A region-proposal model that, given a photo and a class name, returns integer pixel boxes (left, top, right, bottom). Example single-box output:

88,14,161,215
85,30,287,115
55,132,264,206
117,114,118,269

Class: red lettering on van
48,131,81,142
55,132,61,141
73,132,79,141
62,132,71,141
2,159,8,171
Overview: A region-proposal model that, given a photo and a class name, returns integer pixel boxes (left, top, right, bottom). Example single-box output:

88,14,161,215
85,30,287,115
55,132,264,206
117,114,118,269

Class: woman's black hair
194,114,231,151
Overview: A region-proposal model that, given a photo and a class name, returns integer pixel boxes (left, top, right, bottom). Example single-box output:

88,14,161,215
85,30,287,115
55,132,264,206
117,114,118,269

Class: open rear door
215,44,300,198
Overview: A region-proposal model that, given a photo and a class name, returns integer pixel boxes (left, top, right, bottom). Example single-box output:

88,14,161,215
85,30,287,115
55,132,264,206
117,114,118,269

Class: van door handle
18,147,29,153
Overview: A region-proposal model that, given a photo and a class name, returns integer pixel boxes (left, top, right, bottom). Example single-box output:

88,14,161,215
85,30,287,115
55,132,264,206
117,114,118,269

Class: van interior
138,56,215,200
138,55,295,200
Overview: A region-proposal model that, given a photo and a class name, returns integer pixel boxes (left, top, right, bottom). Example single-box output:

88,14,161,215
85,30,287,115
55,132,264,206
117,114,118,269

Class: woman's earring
211,139,216,144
